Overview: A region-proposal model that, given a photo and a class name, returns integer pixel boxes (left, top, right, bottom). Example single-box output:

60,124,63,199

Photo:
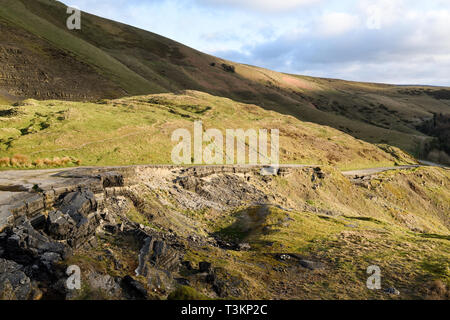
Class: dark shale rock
182,260,193,271
59,188,97,224
175,278,190,286
100,172,124,188
384,287,400,295
46,188,101,248
5,221,68,265
289,254,325,270
207,267,243,298
135,237,182,292
47,210,76,239
40,252,62,271
0,258,40,300
136,237,182,277
298,259,324,270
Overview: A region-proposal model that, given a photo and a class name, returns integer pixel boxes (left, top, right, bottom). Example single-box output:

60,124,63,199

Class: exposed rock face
52,189,101,248
84,272,123,299
135,236,183,292
47,211,76,240
3,188,102,269
0,170,126,299
206,267,244,298
5,221,68,266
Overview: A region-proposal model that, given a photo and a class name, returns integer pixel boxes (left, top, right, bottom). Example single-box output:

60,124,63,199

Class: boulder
60,189,97,224
5,222,67,265
47,210,76,239
237,243,251,251
47,189,101,248
100,172,124,188
87,272,123,299
0,258,40,300
136,237,181,277
384,287,400,295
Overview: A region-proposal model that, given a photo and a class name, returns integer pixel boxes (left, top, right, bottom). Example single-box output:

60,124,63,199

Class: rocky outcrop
1,164,446,300
50,189,101,248
135,236,183,293
4,221,68,266
0,170,126,299
0,258,41,300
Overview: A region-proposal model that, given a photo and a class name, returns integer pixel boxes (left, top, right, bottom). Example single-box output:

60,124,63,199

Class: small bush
33,158,44,167
6,155,81,168
10,154,30,167
61,156,71,165
52,157,62,166
222,63,235,73
0,157,10,167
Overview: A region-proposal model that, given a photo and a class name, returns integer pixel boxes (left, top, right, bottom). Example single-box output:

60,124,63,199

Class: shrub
52,157,62,166
3,155,81,168
11,154,30,167
61,156,71,165
33,158,44,167
0,157,10,167
222,63,235,73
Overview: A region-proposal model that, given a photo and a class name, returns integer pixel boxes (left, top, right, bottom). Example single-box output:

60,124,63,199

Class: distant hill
0,0,449,162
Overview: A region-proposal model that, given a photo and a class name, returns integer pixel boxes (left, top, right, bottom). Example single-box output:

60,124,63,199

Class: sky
62,0,450,86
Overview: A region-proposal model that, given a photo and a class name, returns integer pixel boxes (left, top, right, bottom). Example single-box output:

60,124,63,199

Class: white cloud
360,0,406,30
62,0,450,86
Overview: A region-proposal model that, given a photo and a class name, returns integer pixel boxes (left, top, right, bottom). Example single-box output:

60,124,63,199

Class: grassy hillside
0,91,417,169
0,0,449,161
69,165,449,300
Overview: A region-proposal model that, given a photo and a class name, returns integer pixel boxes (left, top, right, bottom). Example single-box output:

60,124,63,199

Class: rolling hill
0,0,449,164
0,91,418,169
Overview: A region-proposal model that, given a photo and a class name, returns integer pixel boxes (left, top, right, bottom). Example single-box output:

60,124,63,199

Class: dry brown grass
0,155,81,169
0,157,10,167
425,280,449,300
10,154,30,167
